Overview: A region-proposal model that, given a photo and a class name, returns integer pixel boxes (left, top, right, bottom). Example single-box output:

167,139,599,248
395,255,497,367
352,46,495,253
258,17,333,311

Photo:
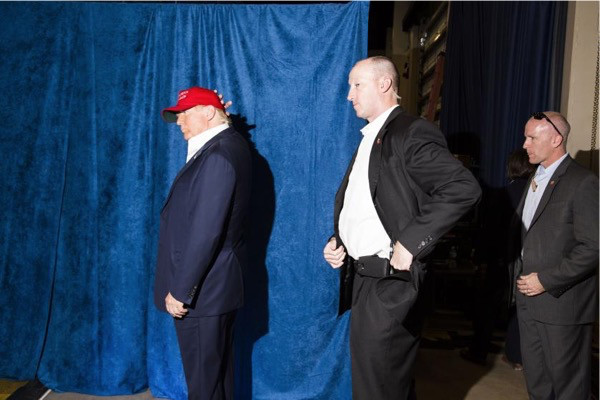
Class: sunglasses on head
531,112,563,138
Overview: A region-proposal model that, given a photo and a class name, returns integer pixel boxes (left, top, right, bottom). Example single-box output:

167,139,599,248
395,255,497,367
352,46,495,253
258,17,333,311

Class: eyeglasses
531,112,562,138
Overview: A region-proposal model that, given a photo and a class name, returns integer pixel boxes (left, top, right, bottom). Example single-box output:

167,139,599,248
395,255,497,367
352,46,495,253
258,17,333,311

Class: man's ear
551,132,563,148
204,105,217,120
379,76,393,93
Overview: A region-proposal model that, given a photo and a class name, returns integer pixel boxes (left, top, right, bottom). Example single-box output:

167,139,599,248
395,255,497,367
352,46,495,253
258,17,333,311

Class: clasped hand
389,241,412,271
165,292,188,319
323,238,346,268
517,272,545,296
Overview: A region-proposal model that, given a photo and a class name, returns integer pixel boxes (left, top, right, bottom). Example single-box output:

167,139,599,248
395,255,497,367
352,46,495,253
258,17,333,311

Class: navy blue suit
154,127,251,399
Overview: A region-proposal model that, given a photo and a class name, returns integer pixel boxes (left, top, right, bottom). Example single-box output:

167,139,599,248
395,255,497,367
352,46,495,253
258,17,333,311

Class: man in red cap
154,87,252,400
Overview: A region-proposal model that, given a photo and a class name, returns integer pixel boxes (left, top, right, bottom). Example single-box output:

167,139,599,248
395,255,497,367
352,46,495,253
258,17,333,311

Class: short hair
507,148,535,180
214,108,232,125
543,111,570,147
363,56,400,98
189,105,231,125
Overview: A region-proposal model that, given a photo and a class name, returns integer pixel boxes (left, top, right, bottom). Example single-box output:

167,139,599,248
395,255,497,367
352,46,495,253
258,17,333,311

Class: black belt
352,255,411,281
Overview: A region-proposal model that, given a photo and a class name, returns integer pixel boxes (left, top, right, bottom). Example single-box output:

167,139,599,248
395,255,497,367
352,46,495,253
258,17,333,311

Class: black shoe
459,348,487,366
7,378,50,400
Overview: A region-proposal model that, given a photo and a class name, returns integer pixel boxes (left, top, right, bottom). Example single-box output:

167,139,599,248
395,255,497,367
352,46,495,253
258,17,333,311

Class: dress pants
174,311,236,400
350,268,424,400
517,295,592,400
504,306,522,364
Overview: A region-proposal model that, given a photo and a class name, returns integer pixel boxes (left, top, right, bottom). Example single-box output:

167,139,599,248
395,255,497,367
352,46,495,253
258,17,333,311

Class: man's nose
347,88,354,102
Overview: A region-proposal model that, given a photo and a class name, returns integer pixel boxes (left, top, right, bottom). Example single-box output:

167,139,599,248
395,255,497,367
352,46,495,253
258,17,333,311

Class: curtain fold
0,3,369,399
440,1,567,188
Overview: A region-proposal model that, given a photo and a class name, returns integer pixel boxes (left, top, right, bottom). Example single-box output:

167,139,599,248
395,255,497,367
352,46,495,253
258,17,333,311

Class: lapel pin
550,180,555,186
376,138,382,145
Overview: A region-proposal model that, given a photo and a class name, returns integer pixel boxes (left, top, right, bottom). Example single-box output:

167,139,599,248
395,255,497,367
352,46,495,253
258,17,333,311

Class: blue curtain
0,2,368,399
440,1,567,188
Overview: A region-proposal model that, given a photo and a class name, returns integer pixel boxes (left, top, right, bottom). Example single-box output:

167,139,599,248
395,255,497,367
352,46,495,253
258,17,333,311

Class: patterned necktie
531,179,538,192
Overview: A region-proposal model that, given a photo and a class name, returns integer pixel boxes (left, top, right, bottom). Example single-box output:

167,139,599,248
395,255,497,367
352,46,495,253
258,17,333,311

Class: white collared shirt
522,153,568,230
186,123,230,163
339,105,399,260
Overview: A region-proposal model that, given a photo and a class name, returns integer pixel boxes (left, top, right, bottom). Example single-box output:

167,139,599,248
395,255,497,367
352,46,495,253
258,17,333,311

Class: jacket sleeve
538,173,599,297
170,151,236,304
396,119,481,258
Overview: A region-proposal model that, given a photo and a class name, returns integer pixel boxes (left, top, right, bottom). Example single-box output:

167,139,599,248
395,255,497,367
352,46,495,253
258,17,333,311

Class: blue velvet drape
0,3,368,399
440,1,567,188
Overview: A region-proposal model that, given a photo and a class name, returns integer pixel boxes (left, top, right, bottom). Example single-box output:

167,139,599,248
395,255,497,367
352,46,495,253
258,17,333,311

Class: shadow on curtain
440,1,567,188
0,3,369,399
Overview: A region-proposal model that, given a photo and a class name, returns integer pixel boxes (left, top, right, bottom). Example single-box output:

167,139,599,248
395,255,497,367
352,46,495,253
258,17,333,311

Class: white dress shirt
186,123,230,163
522,153,568,231
339,105,399,260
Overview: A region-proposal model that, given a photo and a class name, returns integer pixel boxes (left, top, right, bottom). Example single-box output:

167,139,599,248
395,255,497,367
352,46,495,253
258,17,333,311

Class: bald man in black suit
323,56,481,399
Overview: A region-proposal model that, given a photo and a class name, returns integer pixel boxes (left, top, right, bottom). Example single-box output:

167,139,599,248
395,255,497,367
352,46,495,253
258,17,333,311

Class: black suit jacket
510,156,598,324
334,108,481,313
154,127,252,317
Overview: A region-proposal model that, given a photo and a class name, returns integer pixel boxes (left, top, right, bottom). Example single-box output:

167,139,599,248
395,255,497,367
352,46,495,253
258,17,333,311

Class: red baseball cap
161,86,225,123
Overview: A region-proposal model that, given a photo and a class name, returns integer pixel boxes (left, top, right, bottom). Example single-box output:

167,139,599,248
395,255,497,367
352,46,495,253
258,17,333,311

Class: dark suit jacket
334,108,481,312
510,156,598,325
154,127,252,317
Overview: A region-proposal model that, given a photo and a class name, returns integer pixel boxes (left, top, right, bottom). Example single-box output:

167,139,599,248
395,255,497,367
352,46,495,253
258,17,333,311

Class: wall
561,1,599,174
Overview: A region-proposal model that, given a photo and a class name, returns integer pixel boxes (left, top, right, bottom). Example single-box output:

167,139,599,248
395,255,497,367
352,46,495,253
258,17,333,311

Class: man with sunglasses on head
510,111,598,400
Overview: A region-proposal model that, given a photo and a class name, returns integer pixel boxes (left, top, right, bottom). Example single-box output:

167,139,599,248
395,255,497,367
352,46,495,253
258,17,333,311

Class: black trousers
469,259,508,357
504,306,522,364
517,295,592,400
350,267,425,400
174,311,236,400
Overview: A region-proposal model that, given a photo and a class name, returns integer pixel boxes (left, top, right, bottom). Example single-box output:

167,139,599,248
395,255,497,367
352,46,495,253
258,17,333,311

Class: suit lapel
526,156,571,232
368,107,402,199
161,128,232,213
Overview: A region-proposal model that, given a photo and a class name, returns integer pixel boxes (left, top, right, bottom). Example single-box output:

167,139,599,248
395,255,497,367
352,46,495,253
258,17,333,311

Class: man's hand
165,292,188,318
517,272,546,296
390,241,413,271
323,238,346,268
213,89,233,116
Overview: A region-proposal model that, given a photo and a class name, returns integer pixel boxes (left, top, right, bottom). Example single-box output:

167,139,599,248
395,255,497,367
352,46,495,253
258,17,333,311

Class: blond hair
215,108,232,125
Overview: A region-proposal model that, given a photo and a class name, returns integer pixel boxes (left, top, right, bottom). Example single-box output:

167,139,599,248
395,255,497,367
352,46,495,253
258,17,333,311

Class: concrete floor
413,310,529,399
415,349,528,400
0,311,533,400
44,391,156,400
2,348,528,400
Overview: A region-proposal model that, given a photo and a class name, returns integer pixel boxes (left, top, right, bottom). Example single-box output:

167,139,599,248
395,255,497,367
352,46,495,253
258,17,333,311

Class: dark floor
2,309,596,400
